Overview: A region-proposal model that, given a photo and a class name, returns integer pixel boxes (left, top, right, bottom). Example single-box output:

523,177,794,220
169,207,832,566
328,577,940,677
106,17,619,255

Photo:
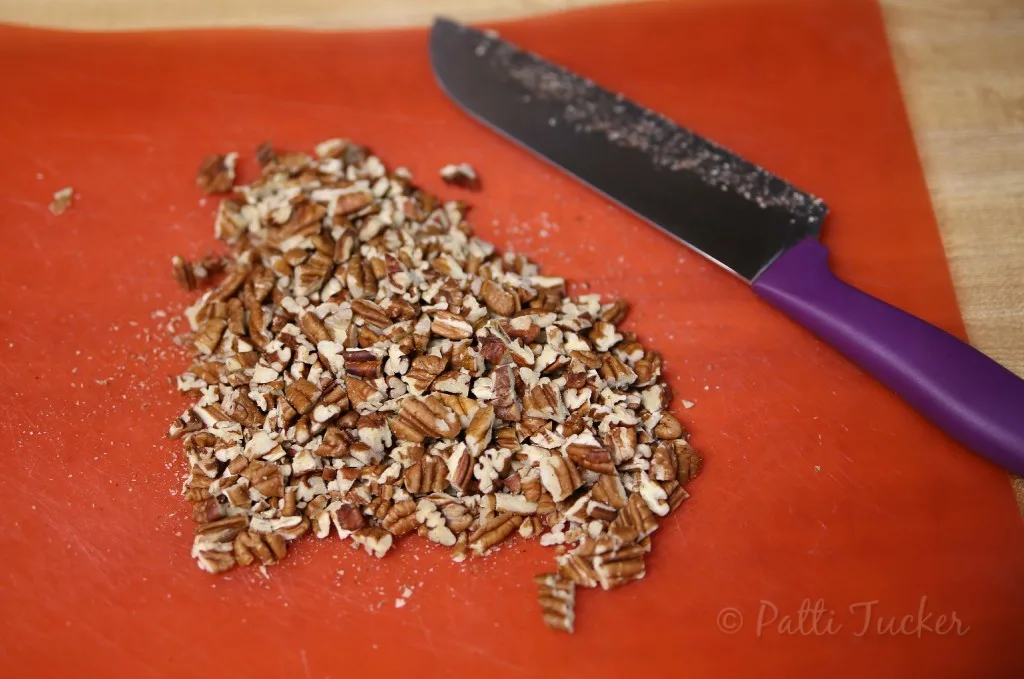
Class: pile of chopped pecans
171,139,702,633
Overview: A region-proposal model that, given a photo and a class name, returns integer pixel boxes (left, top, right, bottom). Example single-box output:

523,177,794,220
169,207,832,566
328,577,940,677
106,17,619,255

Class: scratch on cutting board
5,197,50,218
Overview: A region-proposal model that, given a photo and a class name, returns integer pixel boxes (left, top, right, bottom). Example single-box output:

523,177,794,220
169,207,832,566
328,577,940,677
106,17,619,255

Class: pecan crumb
49,186,73,215
439,163,479,190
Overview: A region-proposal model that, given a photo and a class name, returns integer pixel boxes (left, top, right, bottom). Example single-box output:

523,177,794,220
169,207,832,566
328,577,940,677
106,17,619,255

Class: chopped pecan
539,453,583,502
351,299,392,330
168,138,704,633
299,312,331,344
403,355,447,395
439,163,479,189
382,500,419,536
242,460,284,498
523,382,566,422
343,349,382,378
390,396,460,443
234,531,288,567
593,543,647,590
673,439,702,484
193,318,226,355
49,186,74,215
535,573,575,633
284,378,321,416
404,455,449,494
650,441,678,482
430,310,474,340
607,426,637,464
590,472,628,509
565,435,615,475
654,412,685,440
352,527,393,558
490,364,521,422
196,153,237,194
293,251,334,297
463,405,495,456
468,513,523,555
344,375,384,412
633,351,662,387
606,492,658,544
480,279,518,317
332,504,366,532
600,353,637,388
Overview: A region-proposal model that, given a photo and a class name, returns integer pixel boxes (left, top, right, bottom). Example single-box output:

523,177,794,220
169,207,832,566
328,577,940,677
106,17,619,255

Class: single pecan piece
351,299,392,330
600,300,629,324
607,492,658,545
535,573,576,633
490,364,521,422
557,552,600,589
344,375,384,412
382,500,419,536
468,513,523,555
352,527,393,558
284,378,321,416
590,471,628,510
315,426,350,458
390,396,460,443
523,382,566,422
600,354,637,388
480,279,518,317
607,426,637,465
539,453,582,502
293,251,334,297
193,318,227,356
299,312,331,344
464,405,495,456
633,351,662,387
404,354,448,395
196,153,237,194
672,439,703,485
661,479,690,513
332,504,366,532
446,445,473,494
233,531,287,567
343,349,382,378
654,412,685,440
565,436,615,475
242,460,284,498
226,392,264,428
404,456,449,494
336,190,374,216
439,162,479,189
430,310,474,340
593,543,647,591
650,441,679,482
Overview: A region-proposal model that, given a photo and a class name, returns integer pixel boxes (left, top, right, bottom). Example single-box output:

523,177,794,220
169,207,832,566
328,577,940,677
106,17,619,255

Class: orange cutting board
1,0,1022,677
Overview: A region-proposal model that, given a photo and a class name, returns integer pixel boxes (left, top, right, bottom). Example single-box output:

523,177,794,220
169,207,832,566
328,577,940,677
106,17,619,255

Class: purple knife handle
753,237,1024,477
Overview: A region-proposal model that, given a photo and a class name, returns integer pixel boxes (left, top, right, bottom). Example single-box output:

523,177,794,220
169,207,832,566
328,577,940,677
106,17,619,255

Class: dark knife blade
429,17,827,281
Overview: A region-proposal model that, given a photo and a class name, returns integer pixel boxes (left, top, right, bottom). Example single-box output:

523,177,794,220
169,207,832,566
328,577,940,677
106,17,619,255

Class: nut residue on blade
469,26,827,222
168,137,703,632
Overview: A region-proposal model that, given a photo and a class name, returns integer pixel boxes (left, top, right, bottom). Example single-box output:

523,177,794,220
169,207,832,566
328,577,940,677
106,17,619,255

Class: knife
429,17,1024,477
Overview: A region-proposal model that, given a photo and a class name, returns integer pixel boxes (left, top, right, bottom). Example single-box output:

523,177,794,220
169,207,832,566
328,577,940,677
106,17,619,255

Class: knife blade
429,17,1024,477
429,17,827,281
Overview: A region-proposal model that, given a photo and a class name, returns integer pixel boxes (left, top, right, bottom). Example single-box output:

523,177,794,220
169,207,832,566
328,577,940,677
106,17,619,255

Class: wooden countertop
3,0,1022,507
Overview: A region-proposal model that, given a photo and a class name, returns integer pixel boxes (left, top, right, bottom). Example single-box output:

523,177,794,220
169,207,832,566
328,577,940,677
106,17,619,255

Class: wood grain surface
3,0,1022,507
